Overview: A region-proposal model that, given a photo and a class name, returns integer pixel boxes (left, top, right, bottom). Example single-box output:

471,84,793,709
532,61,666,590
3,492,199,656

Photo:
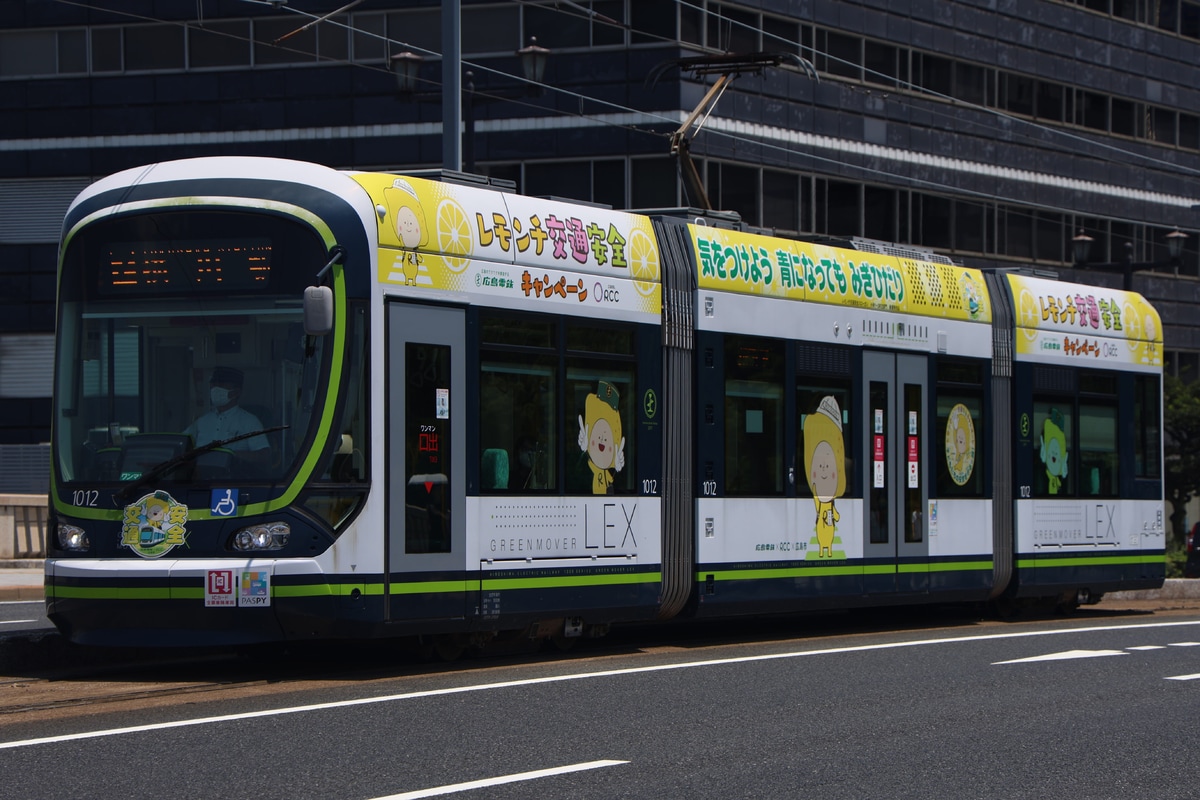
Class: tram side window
566,322,636,495
1033,398,1074,497
406,342,452,554
479,317,557,493
330,304,368,483
936,361,984,497
795,376,853,501
1079,403,1118,497
725,336,785,496
477,314,637,496
1134,375,1162,479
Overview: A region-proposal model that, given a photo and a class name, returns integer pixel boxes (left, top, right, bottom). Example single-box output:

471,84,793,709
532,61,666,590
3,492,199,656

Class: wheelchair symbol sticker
211,489,238,517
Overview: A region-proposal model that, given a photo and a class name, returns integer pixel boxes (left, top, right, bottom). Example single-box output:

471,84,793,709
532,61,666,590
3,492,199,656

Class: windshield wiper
112,425,289,506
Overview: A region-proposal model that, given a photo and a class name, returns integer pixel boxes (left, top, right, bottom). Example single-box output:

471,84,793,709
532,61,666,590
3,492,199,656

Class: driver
184,366,270,460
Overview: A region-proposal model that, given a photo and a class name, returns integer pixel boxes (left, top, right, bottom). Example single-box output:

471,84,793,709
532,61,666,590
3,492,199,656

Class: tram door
862,351,929,595
385,302,469,622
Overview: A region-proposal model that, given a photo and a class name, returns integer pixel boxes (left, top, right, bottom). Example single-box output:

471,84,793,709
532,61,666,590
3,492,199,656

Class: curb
0,586,42,602
1108,578,1200,601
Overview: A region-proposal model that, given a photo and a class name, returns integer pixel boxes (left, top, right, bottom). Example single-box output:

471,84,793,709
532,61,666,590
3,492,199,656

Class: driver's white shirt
184,405,268,451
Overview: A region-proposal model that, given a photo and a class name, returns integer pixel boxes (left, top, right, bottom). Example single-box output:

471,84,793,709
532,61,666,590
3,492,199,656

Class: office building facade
2,0,1198,448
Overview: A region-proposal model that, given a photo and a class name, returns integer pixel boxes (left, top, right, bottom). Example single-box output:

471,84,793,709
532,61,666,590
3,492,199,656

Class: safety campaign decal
353,173,661,317
688,225,990,323
121,490,188,559
1007,273,1162,367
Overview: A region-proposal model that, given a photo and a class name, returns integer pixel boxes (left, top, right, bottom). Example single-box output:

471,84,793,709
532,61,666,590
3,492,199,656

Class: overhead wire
42,0,1200,234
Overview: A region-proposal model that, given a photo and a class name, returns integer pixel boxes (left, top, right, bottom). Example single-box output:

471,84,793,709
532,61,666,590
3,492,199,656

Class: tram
44,157,1165,647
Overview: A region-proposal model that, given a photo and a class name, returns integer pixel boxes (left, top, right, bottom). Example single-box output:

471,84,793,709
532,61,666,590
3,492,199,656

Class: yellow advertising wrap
1007,273,1162,368
350,172,661,316
689,225,991,323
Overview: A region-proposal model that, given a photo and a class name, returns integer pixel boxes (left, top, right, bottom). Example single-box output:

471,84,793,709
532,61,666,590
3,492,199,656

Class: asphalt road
0,608,1195,799
0,601,49,634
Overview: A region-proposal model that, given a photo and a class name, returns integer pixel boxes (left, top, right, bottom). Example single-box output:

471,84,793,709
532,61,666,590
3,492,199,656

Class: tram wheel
548,634,578,653
433,636,465,662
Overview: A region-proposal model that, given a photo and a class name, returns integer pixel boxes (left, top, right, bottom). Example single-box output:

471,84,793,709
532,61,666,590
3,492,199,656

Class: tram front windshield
54,210,329,488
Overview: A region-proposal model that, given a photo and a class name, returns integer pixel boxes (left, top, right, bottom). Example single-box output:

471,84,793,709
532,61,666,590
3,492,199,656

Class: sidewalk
0,562,43,602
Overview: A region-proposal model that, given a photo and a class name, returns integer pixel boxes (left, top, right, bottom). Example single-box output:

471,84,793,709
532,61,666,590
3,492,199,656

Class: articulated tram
45,157,1165,648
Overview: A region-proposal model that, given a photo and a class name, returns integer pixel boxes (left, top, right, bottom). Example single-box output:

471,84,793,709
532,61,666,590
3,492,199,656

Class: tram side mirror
303,286,333,335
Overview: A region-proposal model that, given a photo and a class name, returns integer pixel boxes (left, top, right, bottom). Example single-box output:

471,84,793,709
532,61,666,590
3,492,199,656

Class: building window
708,6,759,53
864,186,896,243
865,41,902,88
763,170,800,233
824,181,861,238
630,157,677,209
124,24,185,71
820,31,862,80
189,21,251,69
955,201,985,254
0,30,56,77
254,18,317,65
917,195,952,250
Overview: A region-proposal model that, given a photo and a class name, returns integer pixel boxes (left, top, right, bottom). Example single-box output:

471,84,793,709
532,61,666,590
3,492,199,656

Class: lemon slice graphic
628,228,660,297
1122,301,1143,356
435,198,472,273
1016,288,1039,343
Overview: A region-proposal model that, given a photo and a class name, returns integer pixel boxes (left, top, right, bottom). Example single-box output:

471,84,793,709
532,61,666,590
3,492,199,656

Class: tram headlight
56,523,90,552
230,522,290,552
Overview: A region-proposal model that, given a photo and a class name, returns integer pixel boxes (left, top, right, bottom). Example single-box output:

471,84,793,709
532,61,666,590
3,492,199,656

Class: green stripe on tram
49,572,663,601
1016,554,1164,569
47,585,211,600
47,585,174,600
385,580,470,596
701,560,994,582
481,572,661,591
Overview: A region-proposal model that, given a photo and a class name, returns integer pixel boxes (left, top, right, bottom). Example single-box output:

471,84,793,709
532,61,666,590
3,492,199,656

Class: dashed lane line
368,760,629,799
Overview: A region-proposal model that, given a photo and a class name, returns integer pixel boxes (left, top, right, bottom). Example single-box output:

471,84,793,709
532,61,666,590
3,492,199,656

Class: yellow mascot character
578,381,625,495
803,395,846,558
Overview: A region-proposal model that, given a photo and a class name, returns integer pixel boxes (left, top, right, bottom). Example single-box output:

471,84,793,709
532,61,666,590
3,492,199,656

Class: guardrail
0,495,47,559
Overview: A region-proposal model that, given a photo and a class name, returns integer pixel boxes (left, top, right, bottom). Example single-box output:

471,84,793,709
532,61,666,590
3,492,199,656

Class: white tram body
44,158,1163,646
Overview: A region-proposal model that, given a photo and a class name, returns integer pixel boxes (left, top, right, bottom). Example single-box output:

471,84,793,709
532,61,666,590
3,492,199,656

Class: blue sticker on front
211,488,239,516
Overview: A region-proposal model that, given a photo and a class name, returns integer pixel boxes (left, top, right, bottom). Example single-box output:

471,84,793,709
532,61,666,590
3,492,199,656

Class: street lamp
389,38,552,173
389,51,424,94
516,36,550,88
1071,227,1189,291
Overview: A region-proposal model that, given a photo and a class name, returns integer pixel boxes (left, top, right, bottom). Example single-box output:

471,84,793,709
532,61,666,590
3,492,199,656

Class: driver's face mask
210,386,233,407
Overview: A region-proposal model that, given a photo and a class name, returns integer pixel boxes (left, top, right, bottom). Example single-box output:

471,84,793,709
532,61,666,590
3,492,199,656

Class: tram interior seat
482,448,509,490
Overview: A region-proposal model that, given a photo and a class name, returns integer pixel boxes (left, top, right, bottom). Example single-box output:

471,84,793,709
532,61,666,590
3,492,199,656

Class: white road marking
993,649,1128,664
1168,642,1200,647
369,760,628,799
1,619,1198,752
1165,673,1200,681
0,620,36,625
1126,645,1166,651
